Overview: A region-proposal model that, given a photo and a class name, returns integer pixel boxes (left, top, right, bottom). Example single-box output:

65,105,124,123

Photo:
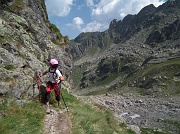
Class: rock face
70,0,180,96
0,0,72,98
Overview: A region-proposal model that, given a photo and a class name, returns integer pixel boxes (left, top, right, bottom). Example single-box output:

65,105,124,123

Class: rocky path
41,93,180,134
88,93,180,134
42,107,71,134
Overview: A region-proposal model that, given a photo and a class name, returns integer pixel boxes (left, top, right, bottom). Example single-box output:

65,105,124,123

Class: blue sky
45,0,166,40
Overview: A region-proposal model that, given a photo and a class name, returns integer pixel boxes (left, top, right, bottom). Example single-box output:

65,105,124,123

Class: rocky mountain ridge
0,0,72,98
70,0,180,95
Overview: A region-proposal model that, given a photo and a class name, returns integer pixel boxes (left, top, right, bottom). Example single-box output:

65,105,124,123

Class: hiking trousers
45,81,61,102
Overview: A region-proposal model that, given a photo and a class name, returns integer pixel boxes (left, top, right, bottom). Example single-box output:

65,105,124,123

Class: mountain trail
42,106,71,134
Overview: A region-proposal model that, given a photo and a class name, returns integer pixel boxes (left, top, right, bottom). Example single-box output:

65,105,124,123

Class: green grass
0,99,46,134
0,88,134,134
61,89,134,134
49,23,62,39
4,65,15,70
141,128,167,134
72,63,89,88
124,58,180,81
96,73,120,86
86,88,109,96
86,44,99,56
120,58,180,95
7,0,25,13
163,119,180,132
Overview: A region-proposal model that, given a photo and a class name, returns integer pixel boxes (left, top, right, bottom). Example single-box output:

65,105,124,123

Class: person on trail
39,59,64,113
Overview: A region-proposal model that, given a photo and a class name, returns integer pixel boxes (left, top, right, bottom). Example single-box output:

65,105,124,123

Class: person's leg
53,83,60,103
45,92,50,105
45,82,52,113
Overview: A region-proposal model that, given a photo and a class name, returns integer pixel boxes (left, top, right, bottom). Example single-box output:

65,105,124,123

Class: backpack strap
49,67,57,79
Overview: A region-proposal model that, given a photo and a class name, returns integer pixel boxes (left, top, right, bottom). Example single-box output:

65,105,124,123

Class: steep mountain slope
0,0,72,98
70,0,180,96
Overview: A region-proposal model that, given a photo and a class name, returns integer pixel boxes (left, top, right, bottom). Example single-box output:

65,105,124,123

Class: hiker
39,59,64,113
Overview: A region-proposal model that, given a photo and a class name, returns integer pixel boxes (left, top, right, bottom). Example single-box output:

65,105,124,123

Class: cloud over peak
45,0,166,39
89,0,164,23
45,0,73,17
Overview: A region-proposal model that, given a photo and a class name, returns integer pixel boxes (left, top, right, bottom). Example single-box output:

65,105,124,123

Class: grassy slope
72,57,180,96
121,58,180,95
0,99,46,134
0,88,134,134
62,89,134,134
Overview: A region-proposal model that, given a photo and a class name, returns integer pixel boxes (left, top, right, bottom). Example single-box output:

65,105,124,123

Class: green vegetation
0,36,10,44
0,89,134,134
72,56,128,91
49,23,69,45
7,0,25,13
4,64,15,70
61,89,134,134
141,128,167,134
86,43,99,56
163,119,180,132
72,56,180,96
64,35,69,42
40,1,46,12
86,88,109,96
4,76,13,82
0,99,46,134
72,63,89,88
96,73,120,86
121,58,180,95
50,23,63,39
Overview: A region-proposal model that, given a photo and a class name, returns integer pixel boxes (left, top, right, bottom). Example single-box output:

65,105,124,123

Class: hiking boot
46,105,50,114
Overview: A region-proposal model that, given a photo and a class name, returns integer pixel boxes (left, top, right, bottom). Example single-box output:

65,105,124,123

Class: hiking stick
37,74,42,90
61,93,69,112
37,73,42,101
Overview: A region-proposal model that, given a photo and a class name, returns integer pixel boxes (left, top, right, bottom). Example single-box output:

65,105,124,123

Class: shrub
4,65,15,70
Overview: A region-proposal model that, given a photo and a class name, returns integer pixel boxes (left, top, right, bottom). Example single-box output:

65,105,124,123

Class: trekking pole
37,73,42,90
37,72,42,101
61,93,69,112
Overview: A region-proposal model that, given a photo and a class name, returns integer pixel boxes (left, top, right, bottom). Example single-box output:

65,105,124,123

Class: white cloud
92,0,120,15
87,0,164,23
45,0,73,17
73,17,84,29
45,0,166,38
67,19,108,33
68,0,165,35
66,17,84,30
73,17,84,25
82,21,108,32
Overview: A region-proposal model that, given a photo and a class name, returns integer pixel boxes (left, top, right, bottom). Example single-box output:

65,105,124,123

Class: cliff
0,0,72,98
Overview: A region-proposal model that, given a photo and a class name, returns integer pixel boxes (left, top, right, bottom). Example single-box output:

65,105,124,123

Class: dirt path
42,107,71,134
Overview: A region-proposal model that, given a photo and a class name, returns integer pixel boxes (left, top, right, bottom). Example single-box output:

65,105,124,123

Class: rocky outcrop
0,0,72,98
70,31,112,59
109,1,180,44
146,19,180,45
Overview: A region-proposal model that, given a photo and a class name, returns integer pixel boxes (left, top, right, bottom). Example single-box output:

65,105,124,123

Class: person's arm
59,75,64,81
39,71,48,77
59,70,64,81
55,70,64,83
